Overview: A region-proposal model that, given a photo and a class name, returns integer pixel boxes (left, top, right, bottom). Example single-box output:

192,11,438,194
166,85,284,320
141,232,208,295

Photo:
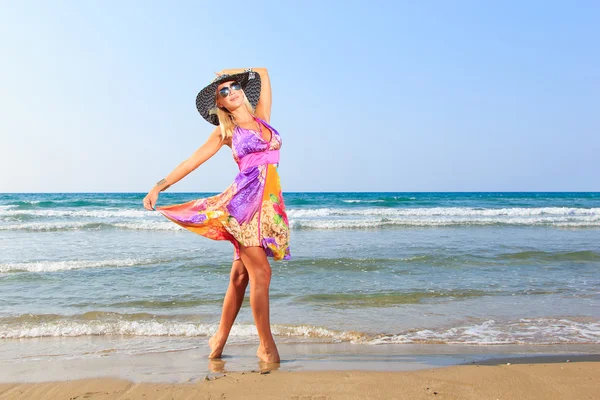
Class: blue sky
1,1,598,192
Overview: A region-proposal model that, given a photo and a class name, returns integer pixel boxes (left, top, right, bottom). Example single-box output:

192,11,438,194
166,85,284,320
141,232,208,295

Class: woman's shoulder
209,126,233,148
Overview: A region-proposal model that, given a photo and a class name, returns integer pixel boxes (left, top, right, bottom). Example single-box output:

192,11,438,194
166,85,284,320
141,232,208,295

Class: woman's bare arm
152,127,224,193
253,68,272,123
217,67,272,123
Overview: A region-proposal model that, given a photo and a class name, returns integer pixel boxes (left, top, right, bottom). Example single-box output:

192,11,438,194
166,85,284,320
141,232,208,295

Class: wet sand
3,339,600,383
1,355,599,399
0,361,598,400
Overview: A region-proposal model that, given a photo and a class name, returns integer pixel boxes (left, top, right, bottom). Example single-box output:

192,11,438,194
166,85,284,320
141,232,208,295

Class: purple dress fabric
156,116,291,261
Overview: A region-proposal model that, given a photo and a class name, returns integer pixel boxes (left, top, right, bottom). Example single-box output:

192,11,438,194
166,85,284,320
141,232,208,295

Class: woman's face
216,80,244,111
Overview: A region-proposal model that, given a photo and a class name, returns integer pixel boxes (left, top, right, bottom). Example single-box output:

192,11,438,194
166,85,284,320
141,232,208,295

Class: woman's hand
214,68,253,77
143,189,159,211
215,69,234,77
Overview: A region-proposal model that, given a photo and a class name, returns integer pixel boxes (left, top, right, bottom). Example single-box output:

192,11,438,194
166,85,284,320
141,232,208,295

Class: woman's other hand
143,189,159,211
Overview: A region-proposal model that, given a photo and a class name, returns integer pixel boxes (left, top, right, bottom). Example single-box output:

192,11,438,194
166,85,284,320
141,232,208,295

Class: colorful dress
155,116,291,261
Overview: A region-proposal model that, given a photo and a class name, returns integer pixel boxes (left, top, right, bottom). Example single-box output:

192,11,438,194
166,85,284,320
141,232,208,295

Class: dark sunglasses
218,81,242,98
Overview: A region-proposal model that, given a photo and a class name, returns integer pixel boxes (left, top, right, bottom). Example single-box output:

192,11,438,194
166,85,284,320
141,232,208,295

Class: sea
1,192,599,379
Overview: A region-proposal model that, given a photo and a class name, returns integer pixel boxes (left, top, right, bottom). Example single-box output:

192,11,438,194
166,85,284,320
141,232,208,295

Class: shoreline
1,339,599,383
0,356,598,400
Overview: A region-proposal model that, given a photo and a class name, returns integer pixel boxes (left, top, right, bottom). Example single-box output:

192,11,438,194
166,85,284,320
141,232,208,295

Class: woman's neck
230,108,254,124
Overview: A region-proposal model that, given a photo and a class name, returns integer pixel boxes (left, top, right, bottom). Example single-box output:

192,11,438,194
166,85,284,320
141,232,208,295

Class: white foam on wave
2,207,599,231
0,258,159,273
2,316,598,344
0,221,181,231
287,207,600,228
112,222,183,231
3,217,599,232
0,318,363,342
0,320,218,339
290,216,600,229
0,221,94,231
6,206,597,220
287,207,600,218
342,200,386,203
0,208,149,218
272,325,364,342
368,318,600,345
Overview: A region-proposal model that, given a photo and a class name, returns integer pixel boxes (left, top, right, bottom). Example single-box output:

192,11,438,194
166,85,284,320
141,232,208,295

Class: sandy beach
1,357,598,400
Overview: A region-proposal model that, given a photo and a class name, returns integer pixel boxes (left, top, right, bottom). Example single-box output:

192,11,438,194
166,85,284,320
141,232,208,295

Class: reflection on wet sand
207,359,280,375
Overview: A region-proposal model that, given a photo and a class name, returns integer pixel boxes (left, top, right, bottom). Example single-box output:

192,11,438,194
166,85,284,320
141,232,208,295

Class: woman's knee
230,261,249,287
232,272,249,288
252,265,272,287
239,246,272,286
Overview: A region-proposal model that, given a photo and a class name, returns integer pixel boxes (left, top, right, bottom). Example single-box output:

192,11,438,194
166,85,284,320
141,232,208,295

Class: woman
142,67,291,364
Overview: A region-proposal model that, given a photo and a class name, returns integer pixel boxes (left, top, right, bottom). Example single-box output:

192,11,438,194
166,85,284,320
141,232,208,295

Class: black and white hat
195,70,261,125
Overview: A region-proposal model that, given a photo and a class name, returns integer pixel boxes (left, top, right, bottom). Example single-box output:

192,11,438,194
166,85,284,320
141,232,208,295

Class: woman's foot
257,345,280,363
208,335,226,359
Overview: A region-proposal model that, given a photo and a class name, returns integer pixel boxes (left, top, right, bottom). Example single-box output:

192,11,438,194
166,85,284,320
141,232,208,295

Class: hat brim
196,71,262,125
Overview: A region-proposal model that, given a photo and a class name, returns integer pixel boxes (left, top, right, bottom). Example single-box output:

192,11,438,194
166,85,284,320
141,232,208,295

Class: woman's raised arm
253,68,272,123
216,67,272,123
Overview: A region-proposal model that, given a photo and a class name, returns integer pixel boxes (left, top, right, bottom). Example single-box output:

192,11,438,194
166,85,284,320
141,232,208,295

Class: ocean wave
341,196,417,203
6,251,594,275
2,206,599,231
400,250,600,266
1,314,598,344
497,250,600,262
294,290,486,307
289,216,600,229
2,217,599,231
287,207,600,218
5,206,597,220
0,221,181,232
0,208,149,219
280,252,600,271
0,313,362,342
3,200,119,209
288,257,402,272
368,318,600,345
342,200,386,203
0,257,163,273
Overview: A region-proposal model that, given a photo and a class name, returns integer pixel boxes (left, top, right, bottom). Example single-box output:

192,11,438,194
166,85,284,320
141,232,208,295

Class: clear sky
1,1,598,192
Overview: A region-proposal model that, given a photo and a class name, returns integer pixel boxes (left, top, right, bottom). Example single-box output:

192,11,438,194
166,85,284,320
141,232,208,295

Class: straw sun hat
195,70,262,125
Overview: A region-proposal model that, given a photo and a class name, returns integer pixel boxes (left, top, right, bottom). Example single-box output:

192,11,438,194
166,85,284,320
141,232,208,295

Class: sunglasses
218,81,242,98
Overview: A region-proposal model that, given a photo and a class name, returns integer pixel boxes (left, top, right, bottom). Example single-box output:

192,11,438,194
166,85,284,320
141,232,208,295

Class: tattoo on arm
156,178,171,191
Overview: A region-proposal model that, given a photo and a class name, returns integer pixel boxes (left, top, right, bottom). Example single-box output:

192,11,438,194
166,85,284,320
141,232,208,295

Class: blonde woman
143,68,291,364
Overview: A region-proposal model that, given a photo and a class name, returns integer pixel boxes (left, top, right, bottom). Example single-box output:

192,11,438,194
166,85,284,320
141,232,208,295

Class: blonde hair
214,93,256,141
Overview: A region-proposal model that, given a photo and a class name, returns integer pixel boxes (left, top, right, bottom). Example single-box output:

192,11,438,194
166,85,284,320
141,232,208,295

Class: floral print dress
155,116,291,261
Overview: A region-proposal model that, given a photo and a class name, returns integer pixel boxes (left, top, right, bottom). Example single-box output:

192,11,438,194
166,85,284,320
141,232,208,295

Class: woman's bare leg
208,259,249,359
238,244,280,363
